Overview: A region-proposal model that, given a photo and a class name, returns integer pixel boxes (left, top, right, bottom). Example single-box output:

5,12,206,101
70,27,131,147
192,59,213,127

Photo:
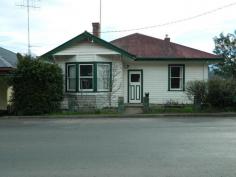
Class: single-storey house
0,47,17,111
42,23,223,109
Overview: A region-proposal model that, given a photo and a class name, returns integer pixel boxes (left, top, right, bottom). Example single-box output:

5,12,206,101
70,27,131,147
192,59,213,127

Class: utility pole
17,0,40,56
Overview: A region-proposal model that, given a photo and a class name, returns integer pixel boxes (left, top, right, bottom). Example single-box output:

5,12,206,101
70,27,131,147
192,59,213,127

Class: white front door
128,70,142,103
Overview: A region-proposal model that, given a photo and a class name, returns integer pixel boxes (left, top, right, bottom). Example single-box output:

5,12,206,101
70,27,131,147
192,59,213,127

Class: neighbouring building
0,47,17,111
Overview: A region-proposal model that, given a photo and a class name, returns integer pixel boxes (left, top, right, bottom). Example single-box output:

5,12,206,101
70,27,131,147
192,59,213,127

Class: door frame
128,69,143,103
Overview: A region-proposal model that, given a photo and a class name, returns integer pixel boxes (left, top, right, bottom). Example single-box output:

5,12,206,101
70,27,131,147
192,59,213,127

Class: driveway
0,117,236,177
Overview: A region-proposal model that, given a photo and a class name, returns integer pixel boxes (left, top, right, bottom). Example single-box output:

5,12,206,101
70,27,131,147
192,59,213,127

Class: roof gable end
41,31,135,60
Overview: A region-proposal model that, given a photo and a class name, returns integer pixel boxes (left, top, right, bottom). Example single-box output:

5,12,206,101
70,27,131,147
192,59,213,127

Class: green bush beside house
11,55,63,115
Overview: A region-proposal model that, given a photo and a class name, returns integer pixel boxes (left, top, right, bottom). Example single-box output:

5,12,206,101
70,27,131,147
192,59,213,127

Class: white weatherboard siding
124,61,208,104
54,42,123,108
54,42,119,55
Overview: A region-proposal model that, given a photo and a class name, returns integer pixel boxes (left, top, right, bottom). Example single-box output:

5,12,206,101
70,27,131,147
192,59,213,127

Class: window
79,64,93,91
66,64,76,91
97,64,111,91
65,62,112,92
169,65,184,91
131,74,140,82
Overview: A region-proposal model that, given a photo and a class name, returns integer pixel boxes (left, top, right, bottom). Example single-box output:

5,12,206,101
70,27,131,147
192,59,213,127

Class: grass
46,108,118,116
147,105,236,114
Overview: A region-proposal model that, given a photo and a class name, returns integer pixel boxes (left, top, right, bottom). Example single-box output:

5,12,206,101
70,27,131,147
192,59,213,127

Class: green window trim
65,62,112,93
168,64,185,91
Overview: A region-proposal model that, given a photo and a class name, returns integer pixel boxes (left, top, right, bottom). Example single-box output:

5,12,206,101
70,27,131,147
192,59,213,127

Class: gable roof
111,33,222,60
0,47,17,68
41,31,136,60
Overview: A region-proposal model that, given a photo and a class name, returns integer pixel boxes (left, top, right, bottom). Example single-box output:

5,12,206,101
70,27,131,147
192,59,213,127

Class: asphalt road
1,117,236,177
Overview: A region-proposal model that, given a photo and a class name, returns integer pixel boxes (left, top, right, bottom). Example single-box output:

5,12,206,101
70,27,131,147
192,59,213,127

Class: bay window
66,62,111,92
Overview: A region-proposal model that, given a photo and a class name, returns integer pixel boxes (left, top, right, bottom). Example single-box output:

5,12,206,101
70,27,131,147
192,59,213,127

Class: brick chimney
164,34,170,42
92,22,100,38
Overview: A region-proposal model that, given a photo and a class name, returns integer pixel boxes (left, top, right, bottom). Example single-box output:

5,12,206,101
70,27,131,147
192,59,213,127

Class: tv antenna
16,0,40,56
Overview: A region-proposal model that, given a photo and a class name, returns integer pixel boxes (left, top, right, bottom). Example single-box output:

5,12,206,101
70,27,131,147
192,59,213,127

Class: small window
131,74,140,82
67,64,76,91
79,64,93,91
97,64,111,91
169,65,184,91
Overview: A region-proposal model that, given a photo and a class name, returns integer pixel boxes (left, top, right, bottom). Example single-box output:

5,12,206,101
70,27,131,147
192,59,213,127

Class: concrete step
124,104,144,114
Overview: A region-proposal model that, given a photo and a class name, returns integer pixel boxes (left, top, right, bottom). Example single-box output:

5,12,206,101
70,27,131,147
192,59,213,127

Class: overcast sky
0,0,235,56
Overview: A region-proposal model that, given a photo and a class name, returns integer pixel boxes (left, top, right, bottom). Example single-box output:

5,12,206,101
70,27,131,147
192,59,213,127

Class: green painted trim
127,69,143,103
135,57,224,62
41,31,135,60
168,64,185,91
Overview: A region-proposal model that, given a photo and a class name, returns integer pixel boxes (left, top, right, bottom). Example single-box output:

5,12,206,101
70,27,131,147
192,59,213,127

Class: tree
213,30,236,79
11,54,63,115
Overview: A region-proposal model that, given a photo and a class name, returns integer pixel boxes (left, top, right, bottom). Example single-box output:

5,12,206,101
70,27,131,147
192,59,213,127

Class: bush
207,78,236,108
185,80,208,104
11,55,63,115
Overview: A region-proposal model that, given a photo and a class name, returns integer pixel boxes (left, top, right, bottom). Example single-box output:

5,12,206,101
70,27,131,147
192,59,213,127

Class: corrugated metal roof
0,47,17,68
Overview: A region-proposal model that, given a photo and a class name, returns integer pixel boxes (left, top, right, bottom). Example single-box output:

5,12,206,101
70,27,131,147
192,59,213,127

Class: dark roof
111,33,221,59
0,47,17,68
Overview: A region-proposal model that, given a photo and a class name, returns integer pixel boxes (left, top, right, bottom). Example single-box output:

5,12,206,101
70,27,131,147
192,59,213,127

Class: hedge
11,55,63,115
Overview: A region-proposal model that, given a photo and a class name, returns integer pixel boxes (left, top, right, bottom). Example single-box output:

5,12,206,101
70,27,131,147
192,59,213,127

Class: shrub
11,55,63,115
185,80,208,104
207,78,236,108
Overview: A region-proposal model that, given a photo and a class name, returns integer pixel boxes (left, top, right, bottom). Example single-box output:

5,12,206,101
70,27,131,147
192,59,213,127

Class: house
0,47,17,111
42,23,223,110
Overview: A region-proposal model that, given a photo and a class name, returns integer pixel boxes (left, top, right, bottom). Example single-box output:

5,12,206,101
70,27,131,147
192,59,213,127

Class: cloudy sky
0,0,235,56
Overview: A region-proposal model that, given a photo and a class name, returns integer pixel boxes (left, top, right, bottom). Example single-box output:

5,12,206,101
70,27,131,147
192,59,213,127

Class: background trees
213,30,236,79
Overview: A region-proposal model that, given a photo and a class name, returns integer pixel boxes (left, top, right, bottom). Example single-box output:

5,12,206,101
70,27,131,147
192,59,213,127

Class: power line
101,1,236,33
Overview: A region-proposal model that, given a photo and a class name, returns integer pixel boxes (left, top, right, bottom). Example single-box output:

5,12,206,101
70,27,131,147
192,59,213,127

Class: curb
1,112,236,119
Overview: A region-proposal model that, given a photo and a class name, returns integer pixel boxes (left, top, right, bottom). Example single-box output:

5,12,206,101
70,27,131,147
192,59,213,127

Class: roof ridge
111,32,164,43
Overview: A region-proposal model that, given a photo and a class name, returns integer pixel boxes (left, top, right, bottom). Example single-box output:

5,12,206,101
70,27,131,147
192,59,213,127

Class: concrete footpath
1,112,236,119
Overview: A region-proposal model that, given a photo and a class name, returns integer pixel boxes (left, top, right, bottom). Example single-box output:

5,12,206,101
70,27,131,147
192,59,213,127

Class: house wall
123,61,208,104
54,42,124,110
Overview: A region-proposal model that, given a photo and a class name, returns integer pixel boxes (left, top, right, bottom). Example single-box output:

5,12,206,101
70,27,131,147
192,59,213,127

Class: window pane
80,65,93,76
68,78,76,90
80,78,93,89
68,65,76,77
131,74,140,82
97,64,110,90
171,67,180,77
67,65,76,91
171,78,180,89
